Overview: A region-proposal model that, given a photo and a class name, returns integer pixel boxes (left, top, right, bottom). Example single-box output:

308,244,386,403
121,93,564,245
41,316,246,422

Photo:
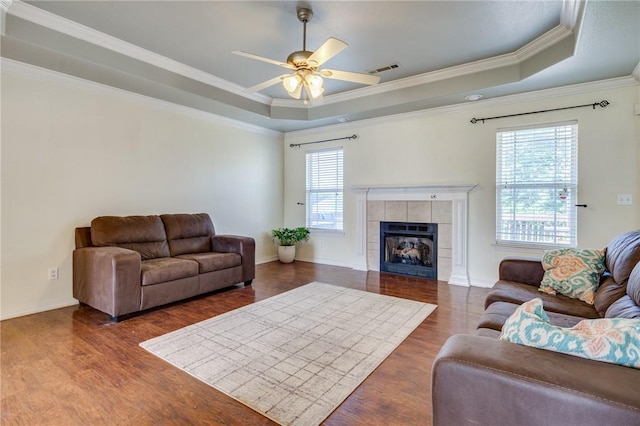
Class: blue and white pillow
500,298,640,369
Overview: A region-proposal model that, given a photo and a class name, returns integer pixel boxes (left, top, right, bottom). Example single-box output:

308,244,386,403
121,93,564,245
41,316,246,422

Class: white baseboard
296,256,355,269
255,255,278,265
0,263,494,321
0,298,78,321
469,279,495,288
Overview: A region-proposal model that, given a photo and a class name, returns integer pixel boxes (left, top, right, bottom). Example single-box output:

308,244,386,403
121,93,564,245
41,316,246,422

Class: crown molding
0,0,11,35
320,0,585,106
0,0,12,12
8,0,584,112
562,0,587,57
278,25,575,108
285,76,638,138
7,1,271,105
561,0,584,30
515,25,573,61
290,1,583,106
1,58,282,136
633,62,640,83
5,54,635,139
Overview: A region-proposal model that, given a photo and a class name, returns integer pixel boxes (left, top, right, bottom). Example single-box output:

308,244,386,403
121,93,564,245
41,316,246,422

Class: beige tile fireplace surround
352,184,477,286
368,199,453,279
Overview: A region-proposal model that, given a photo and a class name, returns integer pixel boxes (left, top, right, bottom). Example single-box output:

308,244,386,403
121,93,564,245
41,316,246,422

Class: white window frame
305,147,344,231
496,121,578,248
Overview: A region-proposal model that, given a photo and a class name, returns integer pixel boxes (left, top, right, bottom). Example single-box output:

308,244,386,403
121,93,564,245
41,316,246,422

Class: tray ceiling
1,1,639,132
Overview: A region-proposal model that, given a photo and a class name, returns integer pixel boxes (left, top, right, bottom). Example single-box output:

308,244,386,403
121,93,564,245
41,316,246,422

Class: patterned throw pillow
500,298,640,369
538,248,605,304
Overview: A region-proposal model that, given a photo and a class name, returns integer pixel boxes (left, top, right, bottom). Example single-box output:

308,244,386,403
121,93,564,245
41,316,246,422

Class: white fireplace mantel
351,184,477,286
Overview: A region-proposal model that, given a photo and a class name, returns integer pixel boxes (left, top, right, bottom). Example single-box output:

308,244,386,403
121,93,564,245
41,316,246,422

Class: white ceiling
2,0,639,132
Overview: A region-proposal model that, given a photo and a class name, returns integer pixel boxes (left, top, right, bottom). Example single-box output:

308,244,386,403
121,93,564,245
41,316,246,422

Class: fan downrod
288,7,314,67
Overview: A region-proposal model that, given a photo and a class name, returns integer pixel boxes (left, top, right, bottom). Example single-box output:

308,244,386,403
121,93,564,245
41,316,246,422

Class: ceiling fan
233,7,381,102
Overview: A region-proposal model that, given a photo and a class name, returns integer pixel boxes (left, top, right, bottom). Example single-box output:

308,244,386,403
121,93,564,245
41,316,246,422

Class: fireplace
351,184,476,285
380,221,437,279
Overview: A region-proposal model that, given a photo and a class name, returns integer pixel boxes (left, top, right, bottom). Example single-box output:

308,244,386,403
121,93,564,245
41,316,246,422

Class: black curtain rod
290,134,358,148
470,100,610,124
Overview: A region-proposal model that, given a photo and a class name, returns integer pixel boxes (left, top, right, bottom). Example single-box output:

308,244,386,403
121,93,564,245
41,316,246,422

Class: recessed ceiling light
338,117,351,123
464,94,483,101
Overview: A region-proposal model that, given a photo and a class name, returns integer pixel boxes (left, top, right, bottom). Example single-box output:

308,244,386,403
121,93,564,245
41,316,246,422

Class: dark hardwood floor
1,261,490,425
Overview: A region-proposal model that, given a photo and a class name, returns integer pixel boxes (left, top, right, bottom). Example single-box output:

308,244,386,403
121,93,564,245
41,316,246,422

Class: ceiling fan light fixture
303,81,324,100
305,74,324,98
283,71,324,100
234,6,379,101
283,74,302,93
288,82,303,99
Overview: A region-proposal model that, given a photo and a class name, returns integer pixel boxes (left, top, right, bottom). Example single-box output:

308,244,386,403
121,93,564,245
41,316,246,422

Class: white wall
2,63,638,320
1,65,284,319
285,80,640,286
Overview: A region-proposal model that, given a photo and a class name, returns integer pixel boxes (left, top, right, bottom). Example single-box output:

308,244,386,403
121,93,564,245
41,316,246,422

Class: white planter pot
278,245,296,263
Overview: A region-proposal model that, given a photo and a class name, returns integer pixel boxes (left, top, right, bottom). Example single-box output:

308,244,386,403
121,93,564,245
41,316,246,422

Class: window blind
306,148,344,230
496,121,578,247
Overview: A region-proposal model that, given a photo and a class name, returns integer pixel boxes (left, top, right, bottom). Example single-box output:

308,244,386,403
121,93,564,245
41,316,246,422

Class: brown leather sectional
73,213,255,320
432,230,640,425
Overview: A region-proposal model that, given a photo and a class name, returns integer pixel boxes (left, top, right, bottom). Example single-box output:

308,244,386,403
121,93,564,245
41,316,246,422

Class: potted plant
272,227,310,263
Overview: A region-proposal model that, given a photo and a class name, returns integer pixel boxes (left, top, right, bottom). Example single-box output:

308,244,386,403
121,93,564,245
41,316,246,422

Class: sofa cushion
605,263,640,319
594,274,628,317
604,229,640,287
539,248,605,305
91,215,170,260
606,296,640,319
500,298,640,369
627,261,640,305
486,281,600,318
141,258,199,286
175,252,241,274
161,213,215,256
475,328,501,339
478,300,584,331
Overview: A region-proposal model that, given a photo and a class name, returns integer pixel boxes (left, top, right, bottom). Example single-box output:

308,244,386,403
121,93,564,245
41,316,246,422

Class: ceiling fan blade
320,69,381,86
246,75,289,92
307,37,348,67
233,51,295,69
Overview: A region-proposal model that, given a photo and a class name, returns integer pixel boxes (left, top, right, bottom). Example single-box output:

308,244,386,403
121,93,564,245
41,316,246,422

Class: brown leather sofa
73,213,255,320
432,230,640,426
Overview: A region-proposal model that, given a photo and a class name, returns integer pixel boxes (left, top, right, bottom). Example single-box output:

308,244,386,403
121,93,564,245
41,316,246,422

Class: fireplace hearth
380,221,437,279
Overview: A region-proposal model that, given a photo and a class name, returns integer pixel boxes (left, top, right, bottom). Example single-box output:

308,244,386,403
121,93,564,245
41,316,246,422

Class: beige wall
2,63,638,320
285,83,640,286
1,68,284,319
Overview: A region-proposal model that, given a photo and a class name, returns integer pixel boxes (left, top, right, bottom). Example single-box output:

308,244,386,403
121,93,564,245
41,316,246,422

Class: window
496,121,578,247
306,148,343,230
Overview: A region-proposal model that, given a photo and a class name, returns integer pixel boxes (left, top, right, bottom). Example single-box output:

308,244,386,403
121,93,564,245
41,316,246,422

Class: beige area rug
140,282,436,426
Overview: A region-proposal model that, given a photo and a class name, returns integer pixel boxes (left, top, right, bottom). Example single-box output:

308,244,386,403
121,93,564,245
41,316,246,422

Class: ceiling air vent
367,63,400,75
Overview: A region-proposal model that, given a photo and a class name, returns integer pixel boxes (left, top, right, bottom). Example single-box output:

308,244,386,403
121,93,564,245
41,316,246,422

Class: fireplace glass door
380,222,437,279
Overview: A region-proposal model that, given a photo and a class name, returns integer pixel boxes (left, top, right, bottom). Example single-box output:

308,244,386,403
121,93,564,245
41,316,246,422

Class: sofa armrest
498,256,545,287
432,334,640,426
73,247,142,318
211,235,255,282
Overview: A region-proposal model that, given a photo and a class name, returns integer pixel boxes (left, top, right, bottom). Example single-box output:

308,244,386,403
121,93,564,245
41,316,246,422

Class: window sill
310,229,345,237
492,242,574,253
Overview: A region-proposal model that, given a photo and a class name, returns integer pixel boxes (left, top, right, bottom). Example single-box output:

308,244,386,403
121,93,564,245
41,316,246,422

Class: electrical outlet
48,268,59,280
617,194,633,205
257,239,264,247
